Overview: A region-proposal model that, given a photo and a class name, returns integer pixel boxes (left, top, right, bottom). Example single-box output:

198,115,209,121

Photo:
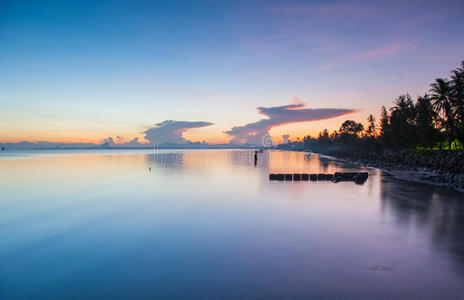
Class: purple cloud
144,120,214,145
103,137,145,147
225,103,356,145
322,42,405,70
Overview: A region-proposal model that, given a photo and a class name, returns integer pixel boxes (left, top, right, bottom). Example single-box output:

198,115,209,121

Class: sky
1,0,463,145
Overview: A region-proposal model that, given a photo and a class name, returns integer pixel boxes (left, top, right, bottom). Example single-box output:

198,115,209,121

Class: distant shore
0,145,255,151
311,149,464,193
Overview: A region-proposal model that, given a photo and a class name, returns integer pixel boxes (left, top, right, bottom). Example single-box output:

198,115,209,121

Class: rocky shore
318,149,464,192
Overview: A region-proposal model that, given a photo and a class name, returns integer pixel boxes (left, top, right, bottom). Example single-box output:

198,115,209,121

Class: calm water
1,149,464,299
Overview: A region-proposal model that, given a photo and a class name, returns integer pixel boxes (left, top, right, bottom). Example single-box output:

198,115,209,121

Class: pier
269,172,368,184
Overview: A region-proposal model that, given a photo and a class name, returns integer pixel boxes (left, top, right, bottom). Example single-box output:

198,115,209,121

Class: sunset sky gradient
1,0,463,144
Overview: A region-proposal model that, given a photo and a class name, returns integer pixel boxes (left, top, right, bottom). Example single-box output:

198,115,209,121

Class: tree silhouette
415,94,439,149
389,94,416,148
366,114,377,137
450,61,464,148
430,78,454,149
339,120,364,135
285,61,464,152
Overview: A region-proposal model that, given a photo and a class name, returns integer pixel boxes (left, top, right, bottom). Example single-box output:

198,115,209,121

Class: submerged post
269,172,368,184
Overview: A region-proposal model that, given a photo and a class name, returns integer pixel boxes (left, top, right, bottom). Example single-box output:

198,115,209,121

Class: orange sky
0,110,367,145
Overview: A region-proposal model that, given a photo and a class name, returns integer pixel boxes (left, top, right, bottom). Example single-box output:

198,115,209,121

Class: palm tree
415,94,438,149
389,94,416,148
391,94,416,125
429,78,454,149
450,62,464,149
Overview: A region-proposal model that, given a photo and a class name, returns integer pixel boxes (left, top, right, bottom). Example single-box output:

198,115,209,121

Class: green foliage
280,61,464,151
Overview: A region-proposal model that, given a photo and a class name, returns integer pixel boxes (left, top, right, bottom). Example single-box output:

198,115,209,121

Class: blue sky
1,0,463,144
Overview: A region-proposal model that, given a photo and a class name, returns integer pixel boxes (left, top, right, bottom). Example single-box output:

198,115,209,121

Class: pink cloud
322,43,405,70
363,43,403,59
225,103,356,145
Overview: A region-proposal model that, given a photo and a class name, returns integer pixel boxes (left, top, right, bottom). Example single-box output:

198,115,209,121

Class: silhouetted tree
365,114,377,137
415,95,439,149
379,106,392,148
389,94,416,148
301,135,311,150
450,61,464,148
294,61,464,152
329,131,338,141
337,120,363,147
430,78,454,149
339,120,364,135
318,129,330,145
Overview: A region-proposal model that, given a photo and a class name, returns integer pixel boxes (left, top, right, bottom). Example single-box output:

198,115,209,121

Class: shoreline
309,149,464,193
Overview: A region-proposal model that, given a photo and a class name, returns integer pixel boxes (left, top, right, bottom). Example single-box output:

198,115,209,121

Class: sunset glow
2,1,464,298
1,0,463,146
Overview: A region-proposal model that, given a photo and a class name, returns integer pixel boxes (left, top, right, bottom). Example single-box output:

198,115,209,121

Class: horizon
2,2,464,298
1,0,464,145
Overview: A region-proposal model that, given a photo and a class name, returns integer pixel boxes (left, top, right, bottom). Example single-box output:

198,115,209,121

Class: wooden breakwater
269,172,368,184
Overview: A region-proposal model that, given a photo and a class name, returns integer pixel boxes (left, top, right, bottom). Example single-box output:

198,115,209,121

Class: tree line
283,61,464,151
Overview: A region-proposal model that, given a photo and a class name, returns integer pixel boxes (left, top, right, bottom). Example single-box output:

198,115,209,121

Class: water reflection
144,149,254,169
380,175,464,275
1,149,464,299
98,149,464,279
143,149,363,174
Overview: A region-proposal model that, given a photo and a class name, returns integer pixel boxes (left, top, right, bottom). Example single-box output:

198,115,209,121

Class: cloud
225,103,356,145
244,1,419,70
322,43,404,70
363,43,403,59
144,120,214,145
103,137,145,147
